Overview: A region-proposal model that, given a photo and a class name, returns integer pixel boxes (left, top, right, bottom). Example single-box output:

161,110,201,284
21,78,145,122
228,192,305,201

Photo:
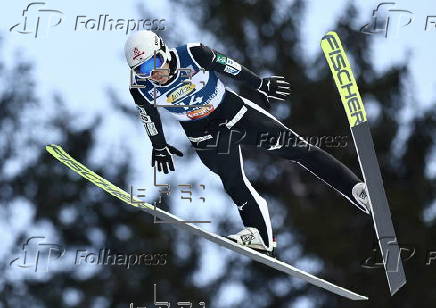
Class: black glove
257,76,291,109
152,145,184,174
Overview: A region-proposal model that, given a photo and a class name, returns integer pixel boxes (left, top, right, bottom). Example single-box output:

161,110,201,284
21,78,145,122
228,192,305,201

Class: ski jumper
129,43,365,249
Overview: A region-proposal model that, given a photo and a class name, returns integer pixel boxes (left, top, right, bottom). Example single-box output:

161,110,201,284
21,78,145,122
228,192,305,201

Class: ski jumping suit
129,43,366,249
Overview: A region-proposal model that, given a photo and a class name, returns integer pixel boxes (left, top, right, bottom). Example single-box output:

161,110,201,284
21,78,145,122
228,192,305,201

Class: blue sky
1,0,435,306
2,0,435,114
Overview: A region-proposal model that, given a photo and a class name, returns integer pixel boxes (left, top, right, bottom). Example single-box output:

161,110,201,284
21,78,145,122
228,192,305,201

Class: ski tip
45,144,60,151
358,295,369,301
348,292,368,301
390,279,407,296
321,31,338,41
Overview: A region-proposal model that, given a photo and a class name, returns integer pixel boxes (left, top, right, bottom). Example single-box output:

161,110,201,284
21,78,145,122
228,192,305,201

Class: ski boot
227,227,276,258
352,182,371,214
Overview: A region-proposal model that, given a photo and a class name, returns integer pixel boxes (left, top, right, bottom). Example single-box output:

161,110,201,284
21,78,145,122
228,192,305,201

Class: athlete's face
150,62,170,84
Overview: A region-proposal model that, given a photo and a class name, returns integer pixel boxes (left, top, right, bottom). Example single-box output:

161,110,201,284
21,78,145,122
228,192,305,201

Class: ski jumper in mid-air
124,30,371,256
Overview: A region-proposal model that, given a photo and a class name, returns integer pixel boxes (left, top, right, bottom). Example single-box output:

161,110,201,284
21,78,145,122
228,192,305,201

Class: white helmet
124,30,170,69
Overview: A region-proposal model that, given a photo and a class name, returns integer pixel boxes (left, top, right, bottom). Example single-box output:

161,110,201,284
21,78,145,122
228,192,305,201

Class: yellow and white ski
46,144,368,300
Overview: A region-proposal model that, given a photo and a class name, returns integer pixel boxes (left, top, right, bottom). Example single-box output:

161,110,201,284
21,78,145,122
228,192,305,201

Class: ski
321,31,406,295
46,144,368,301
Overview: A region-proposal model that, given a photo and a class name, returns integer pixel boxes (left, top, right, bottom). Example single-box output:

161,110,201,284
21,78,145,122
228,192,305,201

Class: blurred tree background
0,48,209,307
1,0,435,307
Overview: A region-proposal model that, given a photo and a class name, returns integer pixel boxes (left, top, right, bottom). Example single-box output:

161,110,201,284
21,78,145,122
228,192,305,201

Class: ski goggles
134,53,165,77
